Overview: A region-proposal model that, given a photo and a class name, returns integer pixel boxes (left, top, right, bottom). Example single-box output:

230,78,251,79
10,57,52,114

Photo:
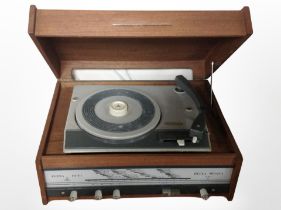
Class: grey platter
75,88,161,141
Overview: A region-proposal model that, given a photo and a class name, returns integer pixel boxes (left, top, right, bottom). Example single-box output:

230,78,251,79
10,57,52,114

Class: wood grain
42,153,236,169
204,7,252,77
29,6,252,80
28,5,61,78
35,10,247,37
35,82,61,205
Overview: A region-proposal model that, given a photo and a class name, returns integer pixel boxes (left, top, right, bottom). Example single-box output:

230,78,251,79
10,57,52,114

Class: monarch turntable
29,5,252,204
64,76,210,153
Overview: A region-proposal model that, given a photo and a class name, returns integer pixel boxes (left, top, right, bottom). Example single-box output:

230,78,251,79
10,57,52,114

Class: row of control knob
95,189,121,200
69,189,121,201
69,188,209,201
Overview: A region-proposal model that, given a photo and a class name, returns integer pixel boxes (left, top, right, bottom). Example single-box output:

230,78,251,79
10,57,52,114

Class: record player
29,5,252,204
64,77,211,153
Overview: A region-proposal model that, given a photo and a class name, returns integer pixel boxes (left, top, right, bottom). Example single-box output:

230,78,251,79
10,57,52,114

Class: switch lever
177,139,185,146
95,190,103,200
69,191,78,202
200,188,209,200
113,189,121,199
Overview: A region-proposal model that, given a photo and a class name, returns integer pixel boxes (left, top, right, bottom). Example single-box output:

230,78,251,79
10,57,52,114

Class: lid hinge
210,61,214,107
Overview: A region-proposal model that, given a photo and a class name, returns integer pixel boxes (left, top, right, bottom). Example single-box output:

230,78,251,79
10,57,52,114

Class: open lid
28,5,252,80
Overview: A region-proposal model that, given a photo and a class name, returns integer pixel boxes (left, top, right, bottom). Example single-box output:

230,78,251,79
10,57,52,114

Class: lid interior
28,6,252,80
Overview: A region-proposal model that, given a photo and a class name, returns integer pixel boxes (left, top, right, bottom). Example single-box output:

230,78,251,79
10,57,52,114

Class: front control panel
45,167,232,200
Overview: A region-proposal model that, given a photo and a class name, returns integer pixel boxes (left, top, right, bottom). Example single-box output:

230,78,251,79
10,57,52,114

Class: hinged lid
28,5,252,80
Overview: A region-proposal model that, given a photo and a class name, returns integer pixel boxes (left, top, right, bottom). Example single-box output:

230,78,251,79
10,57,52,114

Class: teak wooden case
28,5,252,204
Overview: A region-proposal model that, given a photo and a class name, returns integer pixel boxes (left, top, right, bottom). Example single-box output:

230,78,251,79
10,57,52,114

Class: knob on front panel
113,189,121,199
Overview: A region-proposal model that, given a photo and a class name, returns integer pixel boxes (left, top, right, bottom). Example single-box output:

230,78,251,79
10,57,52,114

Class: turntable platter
75,89,161,141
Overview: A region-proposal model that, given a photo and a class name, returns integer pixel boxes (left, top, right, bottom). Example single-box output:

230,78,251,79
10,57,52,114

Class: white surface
73,69,193,80
0,0,281,209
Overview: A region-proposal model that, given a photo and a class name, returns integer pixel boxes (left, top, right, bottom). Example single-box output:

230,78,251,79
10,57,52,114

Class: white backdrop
0,0,281,209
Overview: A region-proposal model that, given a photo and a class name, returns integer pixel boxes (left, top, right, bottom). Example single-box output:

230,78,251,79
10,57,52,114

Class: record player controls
192,136,198,144
112,189,121,199
109,101,128,117
69,190,78,202
177,139,185,146
94,189,103,200
200,188,209,200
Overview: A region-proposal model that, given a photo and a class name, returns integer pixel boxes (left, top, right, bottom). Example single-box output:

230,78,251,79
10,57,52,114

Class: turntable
64,76,210,153
29,5,252,204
